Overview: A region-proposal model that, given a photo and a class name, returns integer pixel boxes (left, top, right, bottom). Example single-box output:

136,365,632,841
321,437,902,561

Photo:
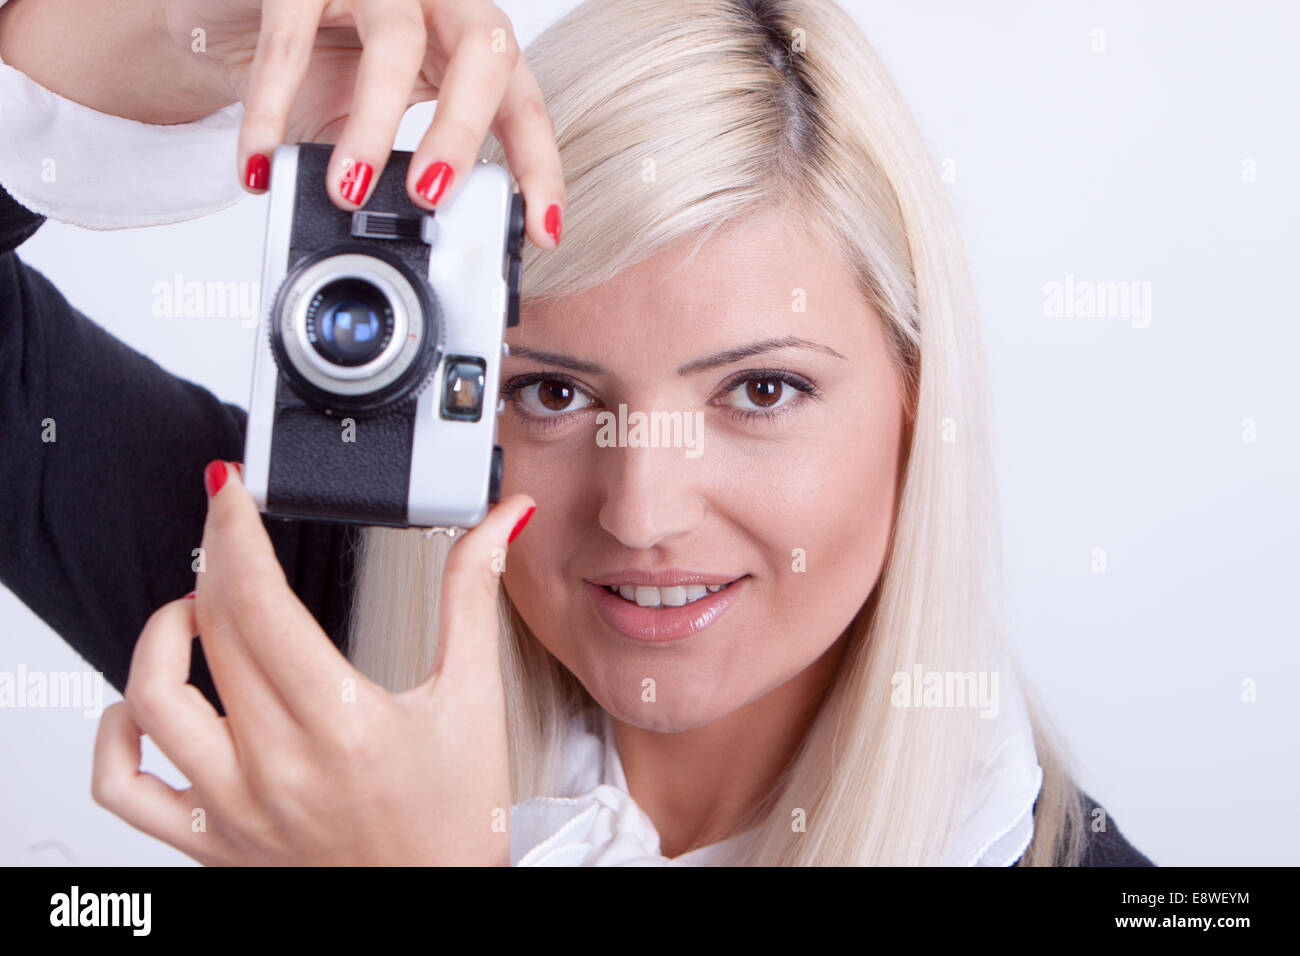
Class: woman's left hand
90,459,531,866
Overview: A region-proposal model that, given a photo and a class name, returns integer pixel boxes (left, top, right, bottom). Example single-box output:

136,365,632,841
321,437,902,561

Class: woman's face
500,205,907,732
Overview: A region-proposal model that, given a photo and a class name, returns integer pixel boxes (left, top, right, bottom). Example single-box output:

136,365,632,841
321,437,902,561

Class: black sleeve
1075,792,1156,866
0,182,359,716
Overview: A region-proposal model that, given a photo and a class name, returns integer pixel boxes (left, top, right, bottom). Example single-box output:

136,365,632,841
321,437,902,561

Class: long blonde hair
346,0,1086,865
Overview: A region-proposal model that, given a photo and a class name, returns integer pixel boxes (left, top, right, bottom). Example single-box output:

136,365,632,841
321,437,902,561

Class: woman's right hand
93,463,538,865
161,0,564,245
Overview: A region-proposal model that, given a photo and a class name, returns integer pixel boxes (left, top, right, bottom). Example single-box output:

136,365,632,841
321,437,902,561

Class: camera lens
305,278,394,366
271,247,443,413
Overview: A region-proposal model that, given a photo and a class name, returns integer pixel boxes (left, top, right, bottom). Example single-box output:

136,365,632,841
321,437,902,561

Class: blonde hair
346,0,1086,865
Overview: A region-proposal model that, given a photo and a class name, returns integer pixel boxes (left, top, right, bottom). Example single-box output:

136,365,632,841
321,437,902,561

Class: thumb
425,494,536,690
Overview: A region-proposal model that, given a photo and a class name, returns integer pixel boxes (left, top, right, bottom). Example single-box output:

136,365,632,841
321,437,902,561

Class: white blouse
512,666,1043,866
0,30,1044,866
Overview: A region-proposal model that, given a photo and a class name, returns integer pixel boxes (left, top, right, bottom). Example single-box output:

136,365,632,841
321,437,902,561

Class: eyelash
499,368,822,430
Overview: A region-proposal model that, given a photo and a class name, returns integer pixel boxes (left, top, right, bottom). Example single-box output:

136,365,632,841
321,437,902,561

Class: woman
0,0,1153,865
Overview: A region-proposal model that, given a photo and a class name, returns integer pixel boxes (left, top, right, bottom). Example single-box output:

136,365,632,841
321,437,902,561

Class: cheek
497,439,592,665
753,400,903,654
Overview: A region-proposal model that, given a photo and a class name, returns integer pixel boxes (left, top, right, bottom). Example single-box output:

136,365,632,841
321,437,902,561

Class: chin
588,678,741,733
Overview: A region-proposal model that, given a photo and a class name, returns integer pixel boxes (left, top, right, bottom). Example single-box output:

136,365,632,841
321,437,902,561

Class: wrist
0,0,236,124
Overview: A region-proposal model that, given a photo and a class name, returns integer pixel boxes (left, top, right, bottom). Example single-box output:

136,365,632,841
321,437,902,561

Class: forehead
520,207,867,346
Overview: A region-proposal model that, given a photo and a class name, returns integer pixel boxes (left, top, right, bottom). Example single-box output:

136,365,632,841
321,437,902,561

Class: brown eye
746,378,783,407
515,378,594,417
723,375,799,413
538,380,576,411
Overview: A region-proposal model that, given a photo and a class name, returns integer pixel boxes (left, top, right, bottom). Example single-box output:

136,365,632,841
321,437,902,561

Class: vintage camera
242,143,524,528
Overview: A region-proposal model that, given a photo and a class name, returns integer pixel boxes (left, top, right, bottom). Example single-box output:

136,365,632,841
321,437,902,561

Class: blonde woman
0,0,1152,865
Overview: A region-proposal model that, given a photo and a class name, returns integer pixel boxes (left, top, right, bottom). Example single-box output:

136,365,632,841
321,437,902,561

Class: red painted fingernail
508,505,536,544
545,204,563,246
245,153,269,190
416,161,454,206
231,461,243,480
184,591,196,599
204,460,228,498
341,160,373,205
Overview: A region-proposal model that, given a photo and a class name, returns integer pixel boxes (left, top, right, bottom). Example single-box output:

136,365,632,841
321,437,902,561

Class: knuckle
259,24,312,67
136,602,174,644
379,9,429,55
507,95,555,136
90,763,124,811
445,558,498,604
124,681,168,729
481,10,520,60
241,105,286,132
324,716,371,763
438,115,488,154
257,754,312,800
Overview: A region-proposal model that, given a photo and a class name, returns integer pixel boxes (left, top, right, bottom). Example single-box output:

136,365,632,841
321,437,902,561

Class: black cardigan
0,182,1154,867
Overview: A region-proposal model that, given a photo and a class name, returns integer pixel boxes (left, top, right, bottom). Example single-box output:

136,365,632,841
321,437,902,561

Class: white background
2,0,1296,866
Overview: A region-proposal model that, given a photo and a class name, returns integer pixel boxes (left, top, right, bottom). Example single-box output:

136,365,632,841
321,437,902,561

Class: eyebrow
507,336,847,376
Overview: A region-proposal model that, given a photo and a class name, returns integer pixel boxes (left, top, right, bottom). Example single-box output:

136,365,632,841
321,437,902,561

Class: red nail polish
416,161,454,206
231,461,243,480
545,204,563,246
184,591,196,600
204,460,228,498
245,153,270,190
341,161,373,205
508,506,536,544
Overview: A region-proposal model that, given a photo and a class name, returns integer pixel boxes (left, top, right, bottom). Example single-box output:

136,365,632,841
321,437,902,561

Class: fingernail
245,153,270,190
341,160,373,205
204,460,228,498
545,204,563,246
231,461,243,480
184,590,196,600
416,161,454,206
508,505,536,544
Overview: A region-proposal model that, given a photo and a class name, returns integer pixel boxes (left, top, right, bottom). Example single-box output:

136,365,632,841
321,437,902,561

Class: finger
198,460,363,729
190,464,304,745
328,0,429,208
406,5,520,212
420,493,536,694
92,701,220,862
236,0,329,194
124,596,242,791
488,55,566,249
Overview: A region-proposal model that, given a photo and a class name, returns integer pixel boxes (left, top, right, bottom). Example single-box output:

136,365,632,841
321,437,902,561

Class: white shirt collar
512,660,1041,866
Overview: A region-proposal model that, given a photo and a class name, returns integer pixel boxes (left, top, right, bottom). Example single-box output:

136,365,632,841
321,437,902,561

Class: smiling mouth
585,575,748,644
600,581,735,608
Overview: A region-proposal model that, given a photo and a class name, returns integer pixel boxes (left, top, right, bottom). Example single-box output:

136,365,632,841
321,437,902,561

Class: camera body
242,143,524,528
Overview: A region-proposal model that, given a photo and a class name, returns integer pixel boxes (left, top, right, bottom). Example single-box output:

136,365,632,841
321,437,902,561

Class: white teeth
661,586,687,606
605,582,729,606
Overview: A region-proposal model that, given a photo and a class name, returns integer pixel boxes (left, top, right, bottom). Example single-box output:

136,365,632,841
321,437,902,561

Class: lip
584,575,747,644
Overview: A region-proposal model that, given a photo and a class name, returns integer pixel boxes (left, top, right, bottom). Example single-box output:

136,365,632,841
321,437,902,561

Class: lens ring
272,250,441,407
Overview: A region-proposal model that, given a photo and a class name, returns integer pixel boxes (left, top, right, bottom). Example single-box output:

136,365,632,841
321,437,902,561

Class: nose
596,440,707,550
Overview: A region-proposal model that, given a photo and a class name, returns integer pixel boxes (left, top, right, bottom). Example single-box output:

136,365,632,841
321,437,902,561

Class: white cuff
0,49,246,229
